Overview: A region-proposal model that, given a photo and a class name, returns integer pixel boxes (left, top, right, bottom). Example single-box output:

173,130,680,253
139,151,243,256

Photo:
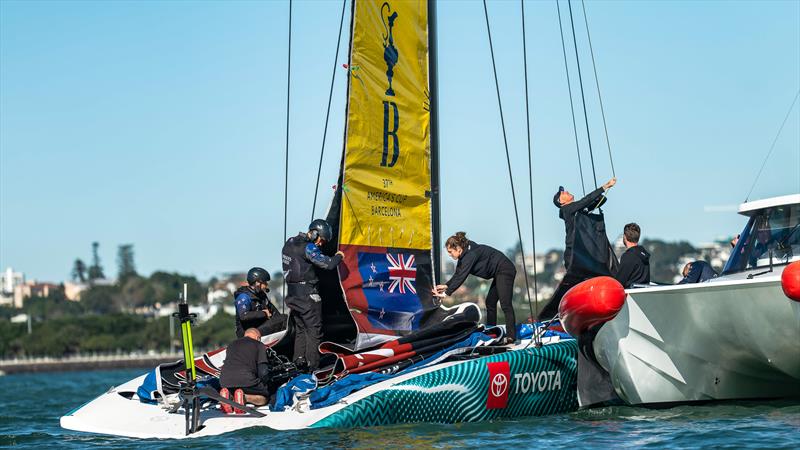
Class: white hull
60,360,463,439
594,268,800,405
61,337,578,439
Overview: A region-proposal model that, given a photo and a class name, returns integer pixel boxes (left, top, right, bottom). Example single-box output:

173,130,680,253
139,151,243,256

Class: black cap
553,186,565,208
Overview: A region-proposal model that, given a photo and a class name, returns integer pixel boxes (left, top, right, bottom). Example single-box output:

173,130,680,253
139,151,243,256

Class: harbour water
1,369,798,449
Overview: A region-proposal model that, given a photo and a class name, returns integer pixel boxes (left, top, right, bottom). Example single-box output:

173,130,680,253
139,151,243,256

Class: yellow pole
185,322,196,381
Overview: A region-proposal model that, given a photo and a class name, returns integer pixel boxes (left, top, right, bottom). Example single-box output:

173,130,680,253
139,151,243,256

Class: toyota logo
491,373,508,397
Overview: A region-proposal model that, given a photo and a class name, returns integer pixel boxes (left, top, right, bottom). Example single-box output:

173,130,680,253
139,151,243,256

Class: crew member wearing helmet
234,267,287,338
281,219,344,371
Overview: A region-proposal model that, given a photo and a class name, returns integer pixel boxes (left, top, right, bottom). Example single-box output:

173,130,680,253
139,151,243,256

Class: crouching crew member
219,328,270,412
433,231,518,343
234,267,287,339
282,219,344,371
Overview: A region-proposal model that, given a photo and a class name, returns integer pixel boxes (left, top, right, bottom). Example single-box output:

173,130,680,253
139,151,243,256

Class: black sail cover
570,210,619,278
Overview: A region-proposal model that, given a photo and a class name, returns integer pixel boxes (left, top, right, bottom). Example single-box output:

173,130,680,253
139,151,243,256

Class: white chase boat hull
593,271,800,405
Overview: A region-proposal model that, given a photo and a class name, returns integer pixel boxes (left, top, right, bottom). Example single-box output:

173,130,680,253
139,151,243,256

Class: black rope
567,0,598,188
520,0,539,323
745,88,800,202
556,0,586,196
311,0,347,221
482,0,533,328
580,0,615,178
282,0,293,312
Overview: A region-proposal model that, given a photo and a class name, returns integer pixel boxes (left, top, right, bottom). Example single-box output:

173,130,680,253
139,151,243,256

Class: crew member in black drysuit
538,177,617,320
615,222,651,289
433,231,518,343
282,219,344,371
234,267,287,339
219,328,270,411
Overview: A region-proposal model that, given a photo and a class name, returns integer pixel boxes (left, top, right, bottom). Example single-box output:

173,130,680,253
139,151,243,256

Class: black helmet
246,267,270,285
308,219,333,242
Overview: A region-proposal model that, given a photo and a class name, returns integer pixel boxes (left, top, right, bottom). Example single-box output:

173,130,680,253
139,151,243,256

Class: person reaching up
538,177,618,320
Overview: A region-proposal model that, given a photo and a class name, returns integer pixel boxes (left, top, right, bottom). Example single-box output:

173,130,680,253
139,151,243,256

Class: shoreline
0,353,183,375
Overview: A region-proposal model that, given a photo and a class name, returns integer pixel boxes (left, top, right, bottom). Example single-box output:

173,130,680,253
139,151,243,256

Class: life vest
282,233,319,285
233,286,277,337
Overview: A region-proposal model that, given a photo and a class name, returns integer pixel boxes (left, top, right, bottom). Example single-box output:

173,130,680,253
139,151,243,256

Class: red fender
781,261,800,302
559,276,626,337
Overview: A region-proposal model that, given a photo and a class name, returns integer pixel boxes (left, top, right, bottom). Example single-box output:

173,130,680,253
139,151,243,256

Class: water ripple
1,369,798,449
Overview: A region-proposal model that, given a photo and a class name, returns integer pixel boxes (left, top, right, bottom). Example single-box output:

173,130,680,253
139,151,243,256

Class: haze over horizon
1,0,798,282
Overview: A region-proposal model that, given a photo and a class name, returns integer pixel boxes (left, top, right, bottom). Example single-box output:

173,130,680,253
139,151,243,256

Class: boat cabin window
722,204,800,275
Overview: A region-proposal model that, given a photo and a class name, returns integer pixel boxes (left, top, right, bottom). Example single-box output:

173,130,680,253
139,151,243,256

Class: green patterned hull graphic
311,340,578,428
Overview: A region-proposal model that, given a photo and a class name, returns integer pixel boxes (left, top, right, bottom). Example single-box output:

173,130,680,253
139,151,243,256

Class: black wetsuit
281,233,343,370
219,336,270,397
539,187,608,320
234,286,287,339
615,245,651,288
445,240,517,340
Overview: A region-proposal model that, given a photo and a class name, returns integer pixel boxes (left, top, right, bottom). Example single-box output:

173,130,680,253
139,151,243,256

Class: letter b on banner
382,101,400,167
486,361,510,409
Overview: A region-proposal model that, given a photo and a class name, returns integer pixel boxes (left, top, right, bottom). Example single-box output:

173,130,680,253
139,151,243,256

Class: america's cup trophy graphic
382,2,398,97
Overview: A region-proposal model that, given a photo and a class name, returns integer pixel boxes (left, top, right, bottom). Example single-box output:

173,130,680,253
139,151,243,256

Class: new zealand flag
357,251,422,331
337,244,434,337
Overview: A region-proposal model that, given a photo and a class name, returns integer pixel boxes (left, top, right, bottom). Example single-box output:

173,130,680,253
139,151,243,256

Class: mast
428,0,441,282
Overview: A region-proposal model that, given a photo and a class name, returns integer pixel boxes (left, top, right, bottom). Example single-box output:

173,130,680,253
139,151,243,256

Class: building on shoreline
0,267,25,308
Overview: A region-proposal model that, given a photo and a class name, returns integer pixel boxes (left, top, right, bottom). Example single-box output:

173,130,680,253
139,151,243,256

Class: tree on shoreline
71,259,87,283
87,242,105,282
117,244,137,280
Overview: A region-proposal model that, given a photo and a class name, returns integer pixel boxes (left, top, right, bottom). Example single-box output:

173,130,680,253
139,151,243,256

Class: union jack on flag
387,253,416,294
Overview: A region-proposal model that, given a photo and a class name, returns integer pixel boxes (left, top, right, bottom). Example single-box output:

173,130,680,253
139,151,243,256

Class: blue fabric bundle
516,321,573,340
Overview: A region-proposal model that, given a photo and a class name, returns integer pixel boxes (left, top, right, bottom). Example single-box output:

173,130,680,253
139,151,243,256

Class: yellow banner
340,0,431,250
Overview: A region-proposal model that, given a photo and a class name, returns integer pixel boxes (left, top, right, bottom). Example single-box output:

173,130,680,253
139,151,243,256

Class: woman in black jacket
433,232,517,342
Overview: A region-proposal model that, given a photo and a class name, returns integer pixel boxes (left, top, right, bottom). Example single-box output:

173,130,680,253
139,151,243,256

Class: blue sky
1,0,798,282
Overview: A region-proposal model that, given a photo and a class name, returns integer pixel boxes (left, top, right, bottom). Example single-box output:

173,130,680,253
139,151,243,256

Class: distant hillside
640,239,698,283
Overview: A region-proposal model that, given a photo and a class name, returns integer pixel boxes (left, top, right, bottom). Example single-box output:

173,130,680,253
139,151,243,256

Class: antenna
745,88,800,202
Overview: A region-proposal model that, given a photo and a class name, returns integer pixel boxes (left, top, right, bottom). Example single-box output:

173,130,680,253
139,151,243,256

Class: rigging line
745,88,800,202
520,0,539,322
311,0,348,222
282,0,293,312
482,0,534,317
567,0,598,189
580,0,615,178
556,0,586,196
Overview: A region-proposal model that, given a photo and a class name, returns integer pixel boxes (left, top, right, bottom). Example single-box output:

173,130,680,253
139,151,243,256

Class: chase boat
562,194,800,406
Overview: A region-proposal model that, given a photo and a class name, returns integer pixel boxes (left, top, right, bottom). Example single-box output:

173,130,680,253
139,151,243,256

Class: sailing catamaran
60,0,580,438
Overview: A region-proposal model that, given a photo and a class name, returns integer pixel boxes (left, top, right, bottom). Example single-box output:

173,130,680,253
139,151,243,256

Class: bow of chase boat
590,194,800,405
